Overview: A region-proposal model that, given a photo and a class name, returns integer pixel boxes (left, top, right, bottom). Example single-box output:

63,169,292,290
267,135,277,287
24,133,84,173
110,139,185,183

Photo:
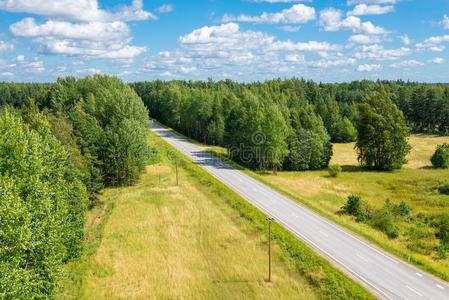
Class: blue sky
0,0,448,82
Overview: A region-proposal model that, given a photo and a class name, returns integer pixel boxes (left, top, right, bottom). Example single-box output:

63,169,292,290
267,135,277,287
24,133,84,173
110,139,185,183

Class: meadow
254,135,449,280
60,131,373,299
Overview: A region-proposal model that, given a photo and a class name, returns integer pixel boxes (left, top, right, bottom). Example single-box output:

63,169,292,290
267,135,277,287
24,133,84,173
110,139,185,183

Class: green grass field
60,131,375,299
254,135,449,280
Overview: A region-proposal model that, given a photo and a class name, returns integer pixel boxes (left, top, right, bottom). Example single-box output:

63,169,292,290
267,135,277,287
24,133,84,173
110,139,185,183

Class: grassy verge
58,129,374,299
149,130,374,299
204,136,449,282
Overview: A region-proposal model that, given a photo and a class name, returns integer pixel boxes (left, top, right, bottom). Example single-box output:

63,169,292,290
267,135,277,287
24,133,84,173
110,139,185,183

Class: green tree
0,108,88,298
431,143,449,169
356,87,411,170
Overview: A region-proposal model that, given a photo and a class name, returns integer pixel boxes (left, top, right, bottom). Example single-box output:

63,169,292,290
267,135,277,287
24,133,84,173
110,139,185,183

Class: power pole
175,160,179,186
267,217,274,282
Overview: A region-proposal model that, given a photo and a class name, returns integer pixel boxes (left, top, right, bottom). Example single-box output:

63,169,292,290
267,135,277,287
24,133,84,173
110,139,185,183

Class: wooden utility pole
267,217,274,282
175,160,179,186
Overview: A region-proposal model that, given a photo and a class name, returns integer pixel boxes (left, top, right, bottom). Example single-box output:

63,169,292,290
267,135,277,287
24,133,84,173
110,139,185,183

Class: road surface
151,123,449,300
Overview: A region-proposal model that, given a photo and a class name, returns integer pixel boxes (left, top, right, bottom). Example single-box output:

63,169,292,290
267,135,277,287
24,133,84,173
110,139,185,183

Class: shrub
393,201,412,217
328,164,342,177
438,184,449,195
371,210,399,239
431,143,449,169
341,195,368,222
436,214,449,248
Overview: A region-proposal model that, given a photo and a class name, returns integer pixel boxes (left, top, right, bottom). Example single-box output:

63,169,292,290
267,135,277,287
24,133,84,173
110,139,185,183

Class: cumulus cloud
278,25,301,32
399,34,410,45
319,8,388,34
285,53,305,63
143,23,347,80
349,34,383,44
354,44,411,60
347,4,394,16
10,18,146,59
442,15,449,30
390,59,423,68
4,0,152,60
416,35,449,52
222,4,316,24
155,4,173,14
310,57,356,68
269,40,341,52
357,64,382,71
428,57,445,64
0,0,156,22
0,40,14,52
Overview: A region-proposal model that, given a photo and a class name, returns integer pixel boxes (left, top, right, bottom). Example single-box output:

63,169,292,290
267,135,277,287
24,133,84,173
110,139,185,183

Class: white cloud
355,44,411,60
319,8,388,34
347,0,397,5
348,4,393,16
76,67,102,74
278,25,301,32
222,4,316,24
0,40,14,52
16,55,25,61
179,23,274,51
25,60,45,73
311,57,356,68
442,15,449,30
428,57,445,64
0,0,156,22
155,4,173,14
270,40,341,52
357,63,381,71
0,71,14,76
349,34,383,44
10,17,146,59
285,53,305,63
416,35,449,52
399,34,410,45
390,59,423,68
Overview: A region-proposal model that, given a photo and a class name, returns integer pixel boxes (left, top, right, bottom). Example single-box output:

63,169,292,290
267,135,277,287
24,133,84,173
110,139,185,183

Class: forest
0,75,151,298
130,79,449,171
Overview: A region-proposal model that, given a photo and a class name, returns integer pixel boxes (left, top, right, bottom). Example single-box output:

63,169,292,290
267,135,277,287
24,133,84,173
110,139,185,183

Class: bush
436,214,449,248
371,210,399,239
431,144,449,169
393,201,412,217
341,195,368,222
328,164,342,177
439,184,449,195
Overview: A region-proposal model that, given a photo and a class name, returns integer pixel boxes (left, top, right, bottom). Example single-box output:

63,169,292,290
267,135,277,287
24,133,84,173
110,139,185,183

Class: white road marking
406,285,423,297
437,284,445,290
416,272,423,277
319,230,329,237
356,253,369,263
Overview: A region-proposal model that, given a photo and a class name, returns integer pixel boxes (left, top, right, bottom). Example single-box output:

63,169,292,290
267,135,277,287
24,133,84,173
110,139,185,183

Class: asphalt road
151,123,449,300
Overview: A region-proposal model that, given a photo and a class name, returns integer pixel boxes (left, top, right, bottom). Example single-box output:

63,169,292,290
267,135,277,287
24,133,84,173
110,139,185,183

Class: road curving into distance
151,122,449,300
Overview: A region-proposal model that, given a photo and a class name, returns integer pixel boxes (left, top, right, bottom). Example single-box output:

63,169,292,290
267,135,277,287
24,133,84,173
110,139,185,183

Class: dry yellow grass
73,161,317,299
331,135,449,169
258,134,449,280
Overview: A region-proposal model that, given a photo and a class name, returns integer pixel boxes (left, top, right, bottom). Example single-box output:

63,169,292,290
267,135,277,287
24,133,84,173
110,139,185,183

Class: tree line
131,79,432,171
0,75,151,298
